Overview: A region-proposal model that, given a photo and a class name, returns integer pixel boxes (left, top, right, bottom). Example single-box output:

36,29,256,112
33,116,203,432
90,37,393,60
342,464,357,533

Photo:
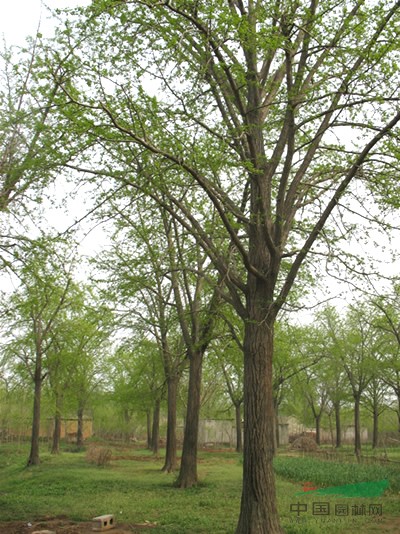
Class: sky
1,1,109,264
1,1,90,47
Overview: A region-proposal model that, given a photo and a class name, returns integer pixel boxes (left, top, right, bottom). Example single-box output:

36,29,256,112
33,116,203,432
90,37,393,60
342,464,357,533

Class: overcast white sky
1,1,91,47
0,1,109,265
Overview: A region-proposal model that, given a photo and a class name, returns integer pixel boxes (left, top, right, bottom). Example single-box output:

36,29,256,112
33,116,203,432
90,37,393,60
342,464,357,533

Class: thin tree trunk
146,409,152,450
152,398,160,456
162,374,179,472
235,402,242,453
315,414,321,446
123,408,131,442
51,393,62,454
76,405,84,447
354,395,361,461
175,350,202,488
236,315,283,533
334,401,341,448
372,406,379,449
27,357,42,466
396,393,400,433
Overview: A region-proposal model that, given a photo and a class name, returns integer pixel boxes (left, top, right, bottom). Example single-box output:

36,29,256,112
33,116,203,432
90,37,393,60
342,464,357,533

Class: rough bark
175,350,203,488
162,374,179,472
236,316,283,534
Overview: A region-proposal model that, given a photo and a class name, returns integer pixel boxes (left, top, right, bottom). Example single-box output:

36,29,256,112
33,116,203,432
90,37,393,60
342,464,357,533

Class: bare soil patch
0,516,157,534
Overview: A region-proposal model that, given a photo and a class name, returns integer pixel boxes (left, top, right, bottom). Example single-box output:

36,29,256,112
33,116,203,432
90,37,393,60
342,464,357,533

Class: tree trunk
354,394,361,461
396,393,400,433
175,350,203,488
123,408,131,442
27,357,42,467
315,414,321,446
372,406,379,449
152,398,161,456
76,405,84,448
334,401,341,448
51,393,62,454
235,402,243,453
162,374,179,472
146,409,152,449
236,315,283,533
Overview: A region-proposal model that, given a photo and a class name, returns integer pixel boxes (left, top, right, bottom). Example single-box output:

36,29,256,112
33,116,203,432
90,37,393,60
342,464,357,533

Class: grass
0,442,399,533
274,456,400,492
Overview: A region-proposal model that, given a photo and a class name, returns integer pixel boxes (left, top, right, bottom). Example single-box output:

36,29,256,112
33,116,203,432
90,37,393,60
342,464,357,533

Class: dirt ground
0,516,157,534
1,513,400,533
1,516,400,533
340,515,400,533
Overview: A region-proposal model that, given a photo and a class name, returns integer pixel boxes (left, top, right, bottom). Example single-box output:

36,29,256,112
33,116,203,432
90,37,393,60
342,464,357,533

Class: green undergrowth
274,456,400,493
0,443,399,533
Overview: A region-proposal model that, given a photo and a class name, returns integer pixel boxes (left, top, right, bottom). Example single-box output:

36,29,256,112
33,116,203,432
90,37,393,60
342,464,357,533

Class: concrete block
92,514,115,531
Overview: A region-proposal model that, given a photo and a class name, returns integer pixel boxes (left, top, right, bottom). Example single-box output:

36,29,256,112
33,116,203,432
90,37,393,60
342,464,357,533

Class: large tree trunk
354,394,362,461
151,398,161,456
27,357,42,467
235,402,243,453
334,401,341,448
51,393,62,454
236,314,283,533
175,350,202,488
162,374,179,472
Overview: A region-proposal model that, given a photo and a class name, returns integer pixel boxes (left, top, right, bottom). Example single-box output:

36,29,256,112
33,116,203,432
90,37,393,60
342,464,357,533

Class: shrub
85,446,112,467
290,436,318,452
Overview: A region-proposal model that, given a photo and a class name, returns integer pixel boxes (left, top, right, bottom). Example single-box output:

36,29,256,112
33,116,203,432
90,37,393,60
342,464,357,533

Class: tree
363,374,389,449
109,338,165,447
371,286,400,434
98,201,187,470
0,36,74,213
46,289,112,452
2,237,77,465
99,195,223,483
210,307,244,453
298,368,328,445
313,308,350,448
323,304,379,459
48,1,400,530
273,321,325,448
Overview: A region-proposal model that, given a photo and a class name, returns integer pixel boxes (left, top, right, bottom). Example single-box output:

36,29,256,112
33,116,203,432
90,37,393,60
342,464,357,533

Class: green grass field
0,442,399,533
